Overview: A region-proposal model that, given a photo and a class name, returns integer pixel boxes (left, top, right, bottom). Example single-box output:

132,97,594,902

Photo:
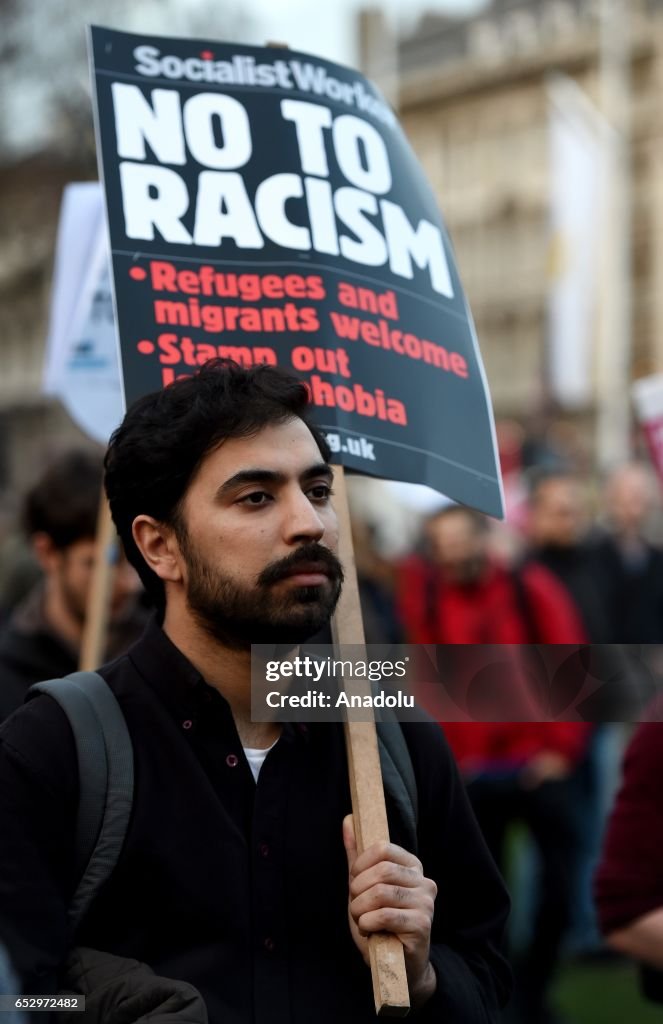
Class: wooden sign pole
79,489,117,671
331,465,411,1017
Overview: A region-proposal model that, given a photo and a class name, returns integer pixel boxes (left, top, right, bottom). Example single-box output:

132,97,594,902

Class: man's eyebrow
216,470,285,498
216,463,332,498
300,462,334,484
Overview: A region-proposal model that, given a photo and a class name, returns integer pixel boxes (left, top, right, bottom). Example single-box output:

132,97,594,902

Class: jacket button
182,720,193,730
264,937,275,952
226,753,239,767
259,842,270,858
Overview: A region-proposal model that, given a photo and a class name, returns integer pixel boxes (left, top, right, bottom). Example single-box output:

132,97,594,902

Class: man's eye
240,491,272,506
308,484,333,502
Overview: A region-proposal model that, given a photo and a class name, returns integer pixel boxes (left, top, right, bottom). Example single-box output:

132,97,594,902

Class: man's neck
162,605,280,749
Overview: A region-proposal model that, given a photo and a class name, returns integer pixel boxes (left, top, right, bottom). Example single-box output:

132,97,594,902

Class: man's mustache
258,543,345,587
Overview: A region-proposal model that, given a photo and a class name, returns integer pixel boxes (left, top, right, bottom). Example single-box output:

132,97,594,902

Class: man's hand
520,751,572,790
343,815,437,1008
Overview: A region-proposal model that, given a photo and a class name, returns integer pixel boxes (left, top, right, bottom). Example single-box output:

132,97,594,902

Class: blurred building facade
360,0,663,425
0,159,100,507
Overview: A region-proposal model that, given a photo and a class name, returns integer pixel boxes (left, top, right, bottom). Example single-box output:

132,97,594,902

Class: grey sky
245,0,487,65
0,0,486,156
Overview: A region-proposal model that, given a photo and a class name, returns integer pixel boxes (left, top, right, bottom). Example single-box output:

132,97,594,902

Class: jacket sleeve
395,558,435,644
520,563,589,644
60,947,208,1024
402,721,512,1021
595,722,663,934
0,696,79,994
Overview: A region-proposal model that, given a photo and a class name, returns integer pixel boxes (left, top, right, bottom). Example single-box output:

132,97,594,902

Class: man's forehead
535,478,578,505
199,418,326,481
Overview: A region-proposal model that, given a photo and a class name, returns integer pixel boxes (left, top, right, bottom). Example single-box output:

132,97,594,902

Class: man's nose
282,491,326,545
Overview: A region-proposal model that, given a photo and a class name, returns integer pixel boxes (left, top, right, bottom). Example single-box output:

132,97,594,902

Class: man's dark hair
426,503,489,535
23,449,103,548
104,359,331,608
526,468,578,505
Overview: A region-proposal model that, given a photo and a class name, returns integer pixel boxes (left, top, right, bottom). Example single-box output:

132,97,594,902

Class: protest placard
633,374,663,486
89,26,503,518
43,182,123,444
43,182,124,669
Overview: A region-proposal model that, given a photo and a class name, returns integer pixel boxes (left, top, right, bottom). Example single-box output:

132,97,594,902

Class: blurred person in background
0,495,40,625
527,468,655,956
0,449,146,720
595,462,663,642
0,531,40,628
450,719,591,1024
396,504,590,1024
526,472,611,643
595,720,663,1004
524,468,659,946
397,504,588,646
353,517,404,645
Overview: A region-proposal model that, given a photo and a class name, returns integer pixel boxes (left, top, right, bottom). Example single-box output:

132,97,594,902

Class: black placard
90,26,504,517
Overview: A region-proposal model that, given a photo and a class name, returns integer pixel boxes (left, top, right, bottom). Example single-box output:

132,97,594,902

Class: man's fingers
349,859,436,899
355,907,433,941
351,882,435,920
349,840,422,878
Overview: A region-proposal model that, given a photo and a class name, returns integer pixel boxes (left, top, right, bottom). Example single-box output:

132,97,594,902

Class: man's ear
132,516,184,584
31,532,60,573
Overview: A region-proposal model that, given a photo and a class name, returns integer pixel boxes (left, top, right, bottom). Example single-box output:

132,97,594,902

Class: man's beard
442,554,486,586
181,539,344,650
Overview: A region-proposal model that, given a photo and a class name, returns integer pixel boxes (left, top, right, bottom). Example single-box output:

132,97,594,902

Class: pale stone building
360,0,663,434
0,154,99,504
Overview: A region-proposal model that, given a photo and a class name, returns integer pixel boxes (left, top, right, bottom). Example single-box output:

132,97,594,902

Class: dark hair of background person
104,359,332,610
526,467,577,503
425,503,490,535
22,449,103,549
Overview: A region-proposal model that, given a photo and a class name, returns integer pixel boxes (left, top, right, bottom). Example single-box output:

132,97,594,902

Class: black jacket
593,535,663,643
0,619,511,1023
60,947,208,1024
531,542,612,643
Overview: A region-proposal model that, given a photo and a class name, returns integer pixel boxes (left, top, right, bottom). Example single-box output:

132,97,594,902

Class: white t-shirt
243,739,279,783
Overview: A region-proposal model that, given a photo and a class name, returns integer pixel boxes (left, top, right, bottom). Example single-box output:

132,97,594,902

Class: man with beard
0,360,510,1024
526,472,611,643
0,450,145,720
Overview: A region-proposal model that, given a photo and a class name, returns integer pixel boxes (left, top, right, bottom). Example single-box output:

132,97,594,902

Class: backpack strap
376,719,418,854
28,672,134,932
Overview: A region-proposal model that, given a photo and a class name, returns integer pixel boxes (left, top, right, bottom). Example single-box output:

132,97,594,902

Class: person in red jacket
398,504,587,645
397,504,591,1024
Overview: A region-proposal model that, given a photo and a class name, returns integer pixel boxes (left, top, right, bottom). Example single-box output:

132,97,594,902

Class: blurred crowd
1,422,663,1024
351,421,663,1023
